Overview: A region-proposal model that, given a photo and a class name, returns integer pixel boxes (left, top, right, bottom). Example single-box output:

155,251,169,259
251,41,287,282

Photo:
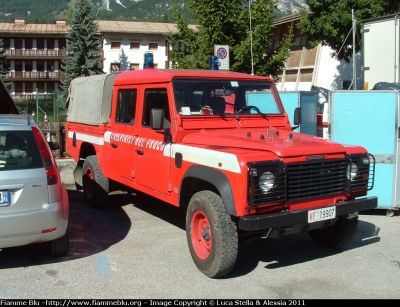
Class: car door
108,87,139,181
134,86,172,195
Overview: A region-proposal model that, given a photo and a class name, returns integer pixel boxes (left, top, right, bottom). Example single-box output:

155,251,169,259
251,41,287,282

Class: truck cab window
142,89,170,128
116,89,137,125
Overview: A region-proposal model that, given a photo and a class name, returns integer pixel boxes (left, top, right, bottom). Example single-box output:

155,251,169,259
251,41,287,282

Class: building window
37,81,45,93
25,63,32,71
37,39,45,49
37,61,44,71
15,61,23,71
25,82,33,93
300,69,313,82
15,39,23,49
111,41,121,49
130,63,139,70
303,46,318,66
130,42,140,49
25,39,33,49
111,63,120,72
47,39,55,49
59,40,66,49
285,70,298,82
149,43,158,51
2,38,10,49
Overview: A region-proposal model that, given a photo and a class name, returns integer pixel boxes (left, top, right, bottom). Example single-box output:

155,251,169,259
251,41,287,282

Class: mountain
276,0,308,14
0,0,308,24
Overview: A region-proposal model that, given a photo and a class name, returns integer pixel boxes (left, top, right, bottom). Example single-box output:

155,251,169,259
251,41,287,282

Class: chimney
15,17,25,24
56,19,66,25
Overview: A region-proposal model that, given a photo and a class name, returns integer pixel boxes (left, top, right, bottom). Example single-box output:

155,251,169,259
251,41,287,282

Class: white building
271,13,363,91
97,20,197,72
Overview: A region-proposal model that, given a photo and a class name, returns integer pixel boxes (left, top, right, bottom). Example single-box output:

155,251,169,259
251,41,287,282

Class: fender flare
182,165,237,216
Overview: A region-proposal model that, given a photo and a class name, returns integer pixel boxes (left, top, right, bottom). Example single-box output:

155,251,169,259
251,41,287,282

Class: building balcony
10,93,55,102
4,49,68,59
2,71,66,81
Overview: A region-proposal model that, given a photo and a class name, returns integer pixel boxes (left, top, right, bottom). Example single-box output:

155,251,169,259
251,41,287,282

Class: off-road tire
308,214,359,248
186,190,238,278
49,228,69,256
82,155,109,208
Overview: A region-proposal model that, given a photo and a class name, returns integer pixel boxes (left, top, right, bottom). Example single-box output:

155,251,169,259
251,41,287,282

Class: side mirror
292,107,301,131
150,108,164,130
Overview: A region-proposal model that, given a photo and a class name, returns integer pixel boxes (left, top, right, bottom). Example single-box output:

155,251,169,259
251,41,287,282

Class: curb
56,158,76,187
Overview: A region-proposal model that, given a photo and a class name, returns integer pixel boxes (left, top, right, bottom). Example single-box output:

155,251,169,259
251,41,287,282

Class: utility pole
352,9,356,90
249,0,254,76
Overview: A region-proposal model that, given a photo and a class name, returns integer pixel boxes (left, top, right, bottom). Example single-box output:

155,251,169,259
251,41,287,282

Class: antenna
249,0,254,76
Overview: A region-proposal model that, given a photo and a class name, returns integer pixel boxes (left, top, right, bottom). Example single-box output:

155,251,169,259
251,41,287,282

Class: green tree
170,0,293,79
231,0,293,79
298,0,400,62
60,0,103,105
0,39,11,88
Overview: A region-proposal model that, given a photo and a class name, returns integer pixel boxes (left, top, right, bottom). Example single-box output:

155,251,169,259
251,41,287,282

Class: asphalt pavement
0,159,399,299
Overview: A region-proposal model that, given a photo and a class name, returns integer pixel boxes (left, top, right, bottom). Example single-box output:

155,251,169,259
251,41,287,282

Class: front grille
286,159,347,200
248,155,374,206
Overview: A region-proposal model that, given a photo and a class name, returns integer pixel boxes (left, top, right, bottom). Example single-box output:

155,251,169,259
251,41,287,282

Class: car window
0,131,43,170
116,89,137,125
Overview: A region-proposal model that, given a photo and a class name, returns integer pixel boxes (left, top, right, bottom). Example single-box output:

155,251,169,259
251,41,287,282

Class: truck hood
181,129,346,157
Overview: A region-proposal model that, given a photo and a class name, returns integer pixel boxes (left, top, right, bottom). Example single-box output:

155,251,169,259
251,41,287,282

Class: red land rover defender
66,54,377,278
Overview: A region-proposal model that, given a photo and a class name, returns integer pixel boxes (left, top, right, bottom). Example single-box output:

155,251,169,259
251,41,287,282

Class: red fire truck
66,54,377,278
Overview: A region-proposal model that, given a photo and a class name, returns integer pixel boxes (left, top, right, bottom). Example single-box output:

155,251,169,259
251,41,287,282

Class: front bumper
238,196,378,231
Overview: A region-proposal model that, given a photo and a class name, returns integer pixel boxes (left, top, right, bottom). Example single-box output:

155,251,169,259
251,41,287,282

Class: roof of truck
114,68,273,86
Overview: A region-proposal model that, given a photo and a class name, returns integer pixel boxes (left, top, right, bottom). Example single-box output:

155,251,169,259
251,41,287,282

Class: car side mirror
150,108,164,130
292,107,301,131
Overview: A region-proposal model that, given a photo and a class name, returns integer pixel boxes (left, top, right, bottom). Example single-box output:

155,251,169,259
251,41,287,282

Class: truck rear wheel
186,190,238,278
82,155,109,208
308,214,358,248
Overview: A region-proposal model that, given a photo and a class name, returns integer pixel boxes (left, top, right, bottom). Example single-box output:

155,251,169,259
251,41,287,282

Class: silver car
0,114,69,256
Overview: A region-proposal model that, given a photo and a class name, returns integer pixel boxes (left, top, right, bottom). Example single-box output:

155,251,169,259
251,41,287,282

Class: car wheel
308,214,358,248
82,155,109,208
186,190,238,278
49,228,69,256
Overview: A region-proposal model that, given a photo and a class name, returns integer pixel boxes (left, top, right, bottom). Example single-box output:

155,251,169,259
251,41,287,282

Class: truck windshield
172,78,283,117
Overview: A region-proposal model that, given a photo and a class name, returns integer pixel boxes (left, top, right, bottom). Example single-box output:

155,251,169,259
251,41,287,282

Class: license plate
0,190,10,206
308,206,336,223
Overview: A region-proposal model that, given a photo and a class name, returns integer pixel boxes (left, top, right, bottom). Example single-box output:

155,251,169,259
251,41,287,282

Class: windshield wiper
235,106,266,119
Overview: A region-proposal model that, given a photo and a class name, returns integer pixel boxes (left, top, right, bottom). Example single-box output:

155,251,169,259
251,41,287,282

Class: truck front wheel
308,213,358,248
82,155,109,208
186,190,238,278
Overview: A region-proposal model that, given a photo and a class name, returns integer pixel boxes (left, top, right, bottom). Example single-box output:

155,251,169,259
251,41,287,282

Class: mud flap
73,164,83,190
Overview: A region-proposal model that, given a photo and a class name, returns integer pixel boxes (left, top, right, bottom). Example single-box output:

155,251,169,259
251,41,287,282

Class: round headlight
347,163,358,180
259,171,275,193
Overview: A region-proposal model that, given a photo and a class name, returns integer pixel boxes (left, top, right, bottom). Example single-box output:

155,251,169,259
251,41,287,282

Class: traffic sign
214,45,229,70
217,47,228,60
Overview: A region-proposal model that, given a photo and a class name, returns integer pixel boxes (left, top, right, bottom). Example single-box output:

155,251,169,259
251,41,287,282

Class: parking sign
214,45,229,70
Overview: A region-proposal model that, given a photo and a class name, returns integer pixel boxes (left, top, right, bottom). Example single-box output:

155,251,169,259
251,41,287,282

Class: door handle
111,143,118,148
135,149,144,155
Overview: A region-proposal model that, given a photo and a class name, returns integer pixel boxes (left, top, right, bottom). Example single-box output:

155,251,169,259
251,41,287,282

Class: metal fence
39,122,68,158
